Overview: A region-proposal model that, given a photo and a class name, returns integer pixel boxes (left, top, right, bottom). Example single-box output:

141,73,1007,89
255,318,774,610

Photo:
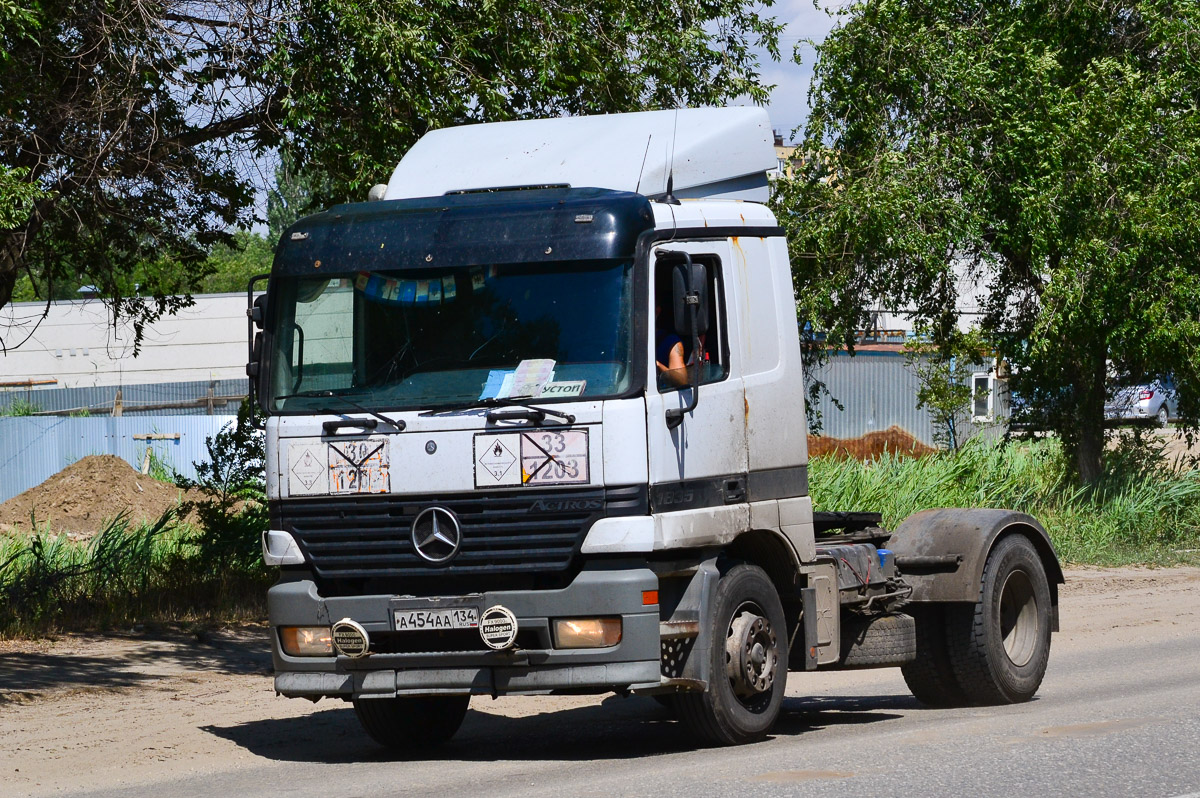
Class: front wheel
353,695,470,750
945,534,1053,704
674,564,787,745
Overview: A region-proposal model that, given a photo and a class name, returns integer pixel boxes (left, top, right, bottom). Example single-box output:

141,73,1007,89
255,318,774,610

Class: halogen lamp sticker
473,430,589,488
288,438,391,496
331,618,370,658
479,605,519,650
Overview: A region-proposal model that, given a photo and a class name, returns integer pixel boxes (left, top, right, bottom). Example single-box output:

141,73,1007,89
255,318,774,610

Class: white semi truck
248,108,1063,747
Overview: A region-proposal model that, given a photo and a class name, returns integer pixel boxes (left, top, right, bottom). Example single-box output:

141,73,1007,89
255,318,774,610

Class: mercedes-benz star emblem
410,507,462,563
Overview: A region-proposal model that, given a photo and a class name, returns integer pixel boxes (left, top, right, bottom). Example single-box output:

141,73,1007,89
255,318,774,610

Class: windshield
266,260,634,413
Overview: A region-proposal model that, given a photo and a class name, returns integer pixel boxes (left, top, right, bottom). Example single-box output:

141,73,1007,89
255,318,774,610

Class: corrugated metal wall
808,352,936,443
0,415,237,504
807,351,996,447
0,378,247,416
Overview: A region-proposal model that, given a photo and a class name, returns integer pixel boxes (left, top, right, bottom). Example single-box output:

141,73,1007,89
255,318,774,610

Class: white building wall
1,293,250,388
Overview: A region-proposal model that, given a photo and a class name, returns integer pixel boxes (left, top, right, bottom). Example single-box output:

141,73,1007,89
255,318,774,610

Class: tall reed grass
0,510,270,637
810,437,1200,564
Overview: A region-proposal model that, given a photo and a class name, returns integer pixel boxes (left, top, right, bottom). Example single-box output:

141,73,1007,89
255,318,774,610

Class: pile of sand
0,455,204,538
808,426,936,461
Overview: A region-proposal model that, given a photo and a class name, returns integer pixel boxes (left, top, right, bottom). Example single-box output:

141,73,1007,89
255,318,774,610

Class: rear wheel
901,606,968,706
674,564,787,745
1157,406,1169,428
945,535,1052,704
353,695,470,749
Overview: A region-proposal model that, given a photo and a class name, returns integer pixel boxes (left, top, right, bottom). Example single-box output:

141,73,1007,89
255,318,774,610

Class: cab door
644,239,749,544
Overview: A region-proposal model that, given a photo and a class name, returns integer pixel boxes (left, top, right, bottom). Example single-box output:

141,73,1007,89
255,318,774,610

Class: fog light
279,626,333,656
553,618,622,649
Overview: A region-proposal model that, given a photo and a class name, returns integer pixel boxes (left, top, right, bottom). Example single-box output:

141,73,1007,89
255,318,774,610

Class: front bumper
269,566,662,698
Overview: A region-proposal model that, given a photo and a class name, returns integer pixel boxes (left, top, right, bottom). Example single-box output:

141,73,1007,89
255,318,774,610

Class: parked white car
1104,376,1177,427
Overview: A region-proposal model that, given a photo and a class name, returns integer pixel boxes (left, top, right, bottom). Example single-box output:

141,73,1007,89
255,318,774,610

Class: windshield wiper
275,389,406,431
420,396,575,425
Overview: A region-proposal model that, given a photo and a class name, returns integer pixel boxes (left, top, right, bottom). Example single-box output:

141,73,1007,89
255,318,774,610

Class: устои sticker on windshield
288,438,391,496
473,430,589,488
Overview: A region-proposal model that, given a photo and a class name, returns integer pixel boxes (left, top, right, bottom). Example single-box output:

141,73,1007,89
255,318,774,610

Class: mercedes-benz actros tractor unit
248,107,1062,748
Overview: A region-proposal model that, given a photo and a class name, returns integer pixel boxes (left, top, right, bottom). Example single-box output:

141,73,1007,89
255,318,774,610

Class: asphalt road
32,568,1199,798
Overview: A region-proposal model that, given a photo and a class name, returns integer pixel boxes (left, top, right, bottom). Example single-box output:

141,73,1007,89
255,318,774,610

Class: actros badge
479,605,519,650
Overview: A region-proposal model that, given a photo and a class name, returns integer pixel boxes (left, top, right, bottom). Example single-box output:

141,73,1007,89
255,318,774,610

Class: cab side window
653,253,729,392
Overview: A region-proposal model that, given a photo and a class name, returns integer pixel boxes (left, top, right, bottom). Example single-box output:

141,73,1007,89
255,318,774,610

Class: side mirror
660,252,708,430
246,274,271,425
250,293,268,330
672,260,709,337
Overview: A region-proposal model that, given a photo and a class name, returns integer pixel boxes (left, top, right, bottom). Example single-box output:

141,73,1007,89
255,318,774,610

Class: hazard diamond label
288,443,328,495
474,434,520,487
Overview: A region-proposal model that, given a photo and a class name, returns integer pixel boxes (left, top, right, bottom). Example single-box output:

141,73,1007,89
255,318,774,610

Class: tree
1,0,781,350
198,232,276,294
778,0,1200,483
267,147,330,241
0,0,283,351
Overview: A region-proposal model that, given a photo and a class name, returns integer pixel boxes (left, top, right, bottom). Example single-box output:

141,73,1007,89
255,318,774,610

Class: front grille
274,485,646,595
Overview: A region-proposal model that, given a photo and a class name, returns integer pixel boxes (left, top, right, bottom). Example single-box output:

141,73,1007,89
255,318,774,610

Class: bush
177,398,268,575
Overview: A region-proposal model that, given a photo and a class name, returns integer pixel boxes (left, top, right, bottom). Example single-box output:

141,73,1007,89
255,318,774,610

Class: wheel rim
998,569,1039,667
1158,408,1169,427
725,601,778,704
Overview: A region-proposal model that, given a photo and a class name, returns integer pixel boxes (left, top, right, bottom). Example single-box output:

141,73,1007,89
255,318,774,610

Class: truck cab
249,108,1062,748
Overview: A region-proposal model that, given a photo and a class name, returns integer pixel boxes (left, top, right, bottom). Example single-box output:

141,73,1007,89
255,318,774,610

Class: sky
752,0,844,142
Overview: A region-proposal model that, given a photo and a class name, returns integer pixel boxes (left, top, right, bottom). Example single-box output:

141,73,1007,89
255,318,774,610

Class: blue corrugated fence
0,415,236,504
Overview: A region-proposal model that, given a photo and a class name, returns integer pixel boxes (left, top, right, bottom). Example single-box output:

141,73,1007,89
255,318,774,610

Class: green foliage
276,0,783,205
268,147,331,240
197,232,275,294
177,399,267,574
0,512,269,636
0,166,43,228
779,0,1200,483
1,0,780,345
810,439,1200,565
1,396,40,416
903,328,989,451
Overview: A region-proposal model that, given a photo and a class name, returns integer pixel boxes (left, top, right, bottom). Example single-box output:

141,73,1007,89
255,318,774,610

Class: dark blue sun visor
272,187,655,277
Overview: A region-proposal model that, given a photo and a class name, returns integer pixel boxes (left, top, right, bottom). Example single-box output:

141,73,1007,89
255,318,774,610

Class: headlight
279,626,333,656
552,618,622,649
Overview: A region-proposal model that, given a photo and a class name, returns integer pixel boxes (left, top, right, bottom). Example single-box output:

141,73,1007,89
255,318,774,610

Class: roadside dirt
807,426,936,460
1154,428,1200,471
1,565,1197,797
0,455,203,538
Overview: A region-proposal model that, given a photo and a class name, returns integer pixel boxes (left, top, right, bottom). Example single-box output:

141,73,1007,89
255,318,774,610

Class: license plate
393,607,479,631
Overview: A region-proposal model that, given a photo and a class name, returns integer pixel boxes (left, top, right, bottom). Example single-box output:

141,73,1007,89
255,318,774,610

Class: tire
353,695,470,749
1157,406,1169,428
901,606,969,707
945,534,1052,705
674,564,787,745
837,613,916,669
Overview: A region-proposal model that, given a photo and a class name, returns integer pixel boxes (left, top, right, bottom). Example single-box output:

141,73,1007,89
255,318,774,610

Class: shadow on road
0,627,271,699
201,692,910,764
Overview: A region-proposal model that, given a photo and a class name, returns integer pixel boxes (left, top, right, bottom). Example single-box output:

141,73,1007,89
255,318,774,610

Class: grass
1,397,41,416
0,510,270,637
810,436,1200,565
